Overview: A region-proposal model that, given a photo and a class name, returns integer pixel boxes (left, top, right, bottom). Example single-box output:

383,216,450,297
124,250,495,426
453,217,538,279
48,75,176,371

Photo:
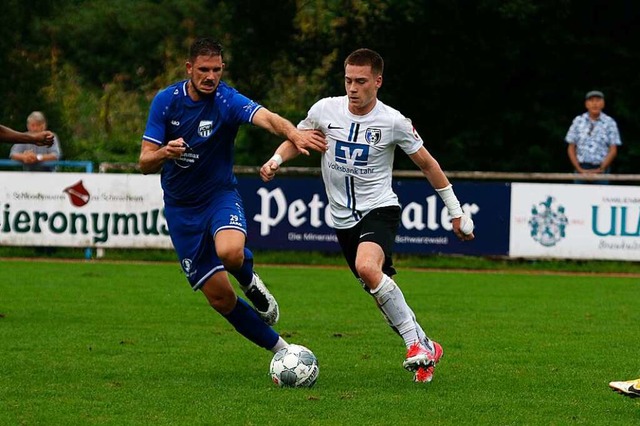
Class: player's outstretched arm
252,108,326,155
260,141,300,182
139,139,186,174
409,147,474,241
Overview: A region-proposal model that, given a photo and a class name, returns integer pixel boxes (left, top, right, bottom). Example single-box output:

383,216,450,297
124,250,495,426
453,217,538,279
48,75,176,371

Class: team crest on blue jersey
365,128,382,145
198,120,213,138
335,141,369,166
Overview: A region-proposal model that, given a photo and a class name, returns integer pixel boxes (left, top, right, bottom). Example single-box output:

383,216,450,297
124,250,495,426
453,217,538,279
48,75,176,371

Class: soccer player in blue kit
139,38,326,356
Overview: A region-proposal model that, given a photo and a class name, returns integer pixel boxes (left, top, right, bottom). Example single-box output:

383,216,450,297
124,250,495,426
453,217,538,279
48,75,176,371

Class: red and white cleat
414,341,443,383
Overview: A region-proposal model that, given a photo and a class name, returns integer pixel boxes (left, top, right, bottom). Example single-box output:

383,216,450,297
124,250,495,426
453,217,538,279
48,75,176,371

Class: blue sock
223,298,279,350
228,248,254,287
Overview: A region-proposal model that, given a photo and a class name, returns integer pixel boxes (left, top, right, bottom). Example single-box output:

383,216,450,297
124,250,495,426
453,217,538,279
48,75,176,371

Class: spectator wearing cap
565,90,622,184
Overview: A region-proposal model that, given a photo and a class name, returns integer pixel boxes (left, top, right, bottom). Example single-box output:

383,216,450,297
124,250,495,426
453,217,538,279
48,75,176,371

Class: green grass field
1,260,639,425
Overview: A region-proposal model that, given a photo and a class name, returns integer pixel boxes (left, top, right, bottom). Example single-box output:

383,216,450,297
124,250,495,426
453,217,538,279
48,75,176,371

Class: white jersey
298,96,423,229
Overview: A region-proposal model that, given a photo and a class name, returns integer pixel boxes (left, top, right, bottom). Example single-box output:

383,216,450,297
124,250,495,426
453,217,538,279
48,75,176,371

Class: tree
1,0,638,173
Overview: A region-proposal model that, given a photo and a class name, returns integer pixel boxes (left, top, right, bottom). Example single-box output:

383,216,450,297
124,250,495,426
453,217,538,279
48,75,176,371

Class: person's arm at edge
0,124,53,146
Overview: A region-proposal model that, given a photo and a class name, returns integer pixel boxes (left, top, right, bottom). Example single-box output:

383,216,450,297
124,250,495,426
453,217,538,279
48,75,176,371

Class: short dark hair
189,37,224,62
344,48,384,76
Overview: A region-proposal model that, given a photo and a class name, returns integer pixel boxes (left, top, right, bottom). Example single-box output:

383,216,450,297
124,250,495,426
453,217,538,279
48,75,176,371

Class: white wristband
435,184,464,218
270,153,283,166
36,154,43,161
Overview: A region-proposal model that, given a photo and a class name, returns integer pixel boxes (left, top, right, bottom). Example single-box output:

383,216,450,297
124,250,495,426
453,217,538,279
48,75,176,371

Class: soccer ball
269,344,319,388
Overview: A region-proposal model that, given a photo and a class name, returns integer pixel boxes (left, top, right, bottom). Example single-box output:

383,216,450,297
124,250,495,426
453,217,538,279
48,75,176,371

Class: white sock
410,309,432,350
270,336,288,353
370,274,420,348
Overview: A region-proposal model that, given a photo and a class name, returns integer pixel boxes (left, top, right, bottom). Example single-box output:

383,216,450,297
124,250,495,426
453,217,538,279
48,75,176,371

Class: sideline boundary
2,257,640,279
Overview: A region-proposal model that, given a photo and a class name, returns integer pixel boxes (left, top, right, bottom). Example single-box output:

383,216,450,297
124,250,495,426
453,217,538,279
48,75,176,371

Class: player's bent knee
218,248,245,270
355,262,380,286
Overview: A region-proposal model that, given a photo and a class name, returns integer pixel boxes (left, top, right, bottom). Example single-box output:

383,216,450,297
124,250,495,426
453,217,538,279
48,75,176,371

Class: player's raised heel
403,341,432,372
241,273,280,326
414,341,443,383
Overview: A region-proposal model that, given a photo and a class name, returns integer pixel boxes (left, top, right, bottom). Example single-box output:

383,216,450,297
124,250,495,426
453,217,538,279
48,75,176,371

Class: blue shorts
164,189,247,290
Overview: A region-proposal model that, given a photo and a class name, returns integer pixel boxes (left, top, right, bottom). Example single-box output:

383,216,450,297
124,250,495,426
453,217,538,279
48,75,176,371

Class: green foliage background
1,0,639,172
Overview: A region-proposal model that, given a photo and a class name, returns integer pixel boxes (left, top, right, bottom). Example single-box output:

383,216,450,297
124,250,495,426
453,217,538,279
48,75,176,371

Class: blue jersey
143,80,262,205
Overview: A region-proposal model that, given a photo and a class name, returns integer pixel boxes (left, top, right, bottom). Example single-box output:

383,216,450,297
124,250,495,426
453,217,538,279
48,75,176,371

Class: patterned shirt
565,112,622,164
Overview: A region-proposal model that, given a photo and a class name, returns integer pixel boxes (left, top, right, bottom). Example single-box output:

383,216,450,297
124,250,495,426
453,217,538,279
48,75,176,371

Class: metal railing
98,162,640,182
0,159,94,173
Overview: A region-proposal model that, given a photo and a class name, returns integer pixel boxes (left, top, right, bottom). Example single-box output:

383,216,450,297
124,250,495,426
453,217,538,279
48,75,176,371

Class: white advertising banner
0,172,172,248
510,183,640,261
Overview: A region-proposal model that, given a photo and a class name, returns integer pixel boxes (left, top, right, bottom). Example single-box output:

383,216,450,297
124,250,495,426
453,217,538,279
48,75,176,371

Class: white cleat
609,378,640,398
241,273,280,326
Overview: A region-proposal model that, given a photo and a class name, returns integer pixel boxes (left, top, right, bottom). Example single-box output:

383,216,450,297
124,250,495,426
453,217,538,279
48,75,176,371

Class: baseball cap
585,90,604,99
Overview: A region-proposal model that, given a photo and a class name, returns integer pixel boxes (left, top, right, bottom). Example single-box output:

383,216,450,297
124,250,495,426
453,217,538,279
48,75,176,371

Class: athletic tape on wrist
435,184,464,218
270,153,283,166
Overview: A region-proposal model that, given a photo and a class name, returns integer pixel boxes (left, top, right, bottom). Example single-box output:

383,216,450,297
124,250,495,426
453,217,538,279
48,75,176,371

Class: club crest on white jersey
365,128,382,144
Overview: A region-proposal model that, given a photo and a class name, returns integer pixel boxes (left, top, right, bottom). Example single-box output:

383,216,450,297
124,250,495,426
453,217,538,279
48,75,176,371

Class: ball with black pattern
269,344,319,388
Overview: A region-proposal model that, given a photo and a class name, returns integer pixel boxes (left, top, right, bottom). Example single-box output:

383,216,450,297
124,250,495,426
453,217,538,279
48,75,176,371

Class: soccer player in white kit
260,48,474,383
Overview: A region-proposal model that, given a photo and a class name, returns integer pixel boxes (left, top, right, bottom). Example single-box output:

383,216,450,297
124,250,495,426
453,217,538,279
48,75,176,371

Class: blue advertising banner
238,177,510,256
